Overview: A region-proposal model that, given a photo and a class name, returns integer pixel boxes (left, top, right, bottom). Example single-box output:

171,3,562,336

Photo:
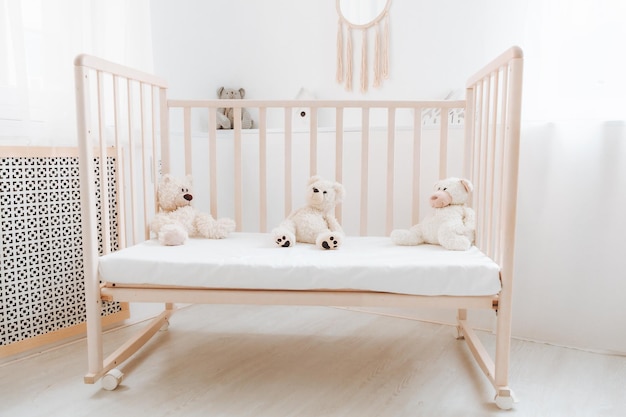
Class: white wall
149,0,626,354
150,0,527,102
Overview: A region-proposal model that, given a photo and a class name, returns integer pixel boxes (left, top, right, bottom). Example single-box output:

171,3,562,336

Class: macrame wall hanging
336,0,391,93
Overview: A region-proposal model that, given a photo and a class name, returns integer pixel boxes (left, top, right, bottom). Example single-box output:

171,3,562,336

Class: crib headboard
75,46,522,281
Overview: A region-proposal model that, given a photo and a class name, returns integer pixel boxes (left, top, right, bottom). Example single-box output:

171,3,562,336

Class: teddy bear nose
184,194,193,201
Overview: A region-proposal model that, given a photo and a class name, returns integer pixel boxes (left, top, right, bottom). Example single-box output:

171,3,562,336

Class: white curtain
521,0,626,122
0,0,153,146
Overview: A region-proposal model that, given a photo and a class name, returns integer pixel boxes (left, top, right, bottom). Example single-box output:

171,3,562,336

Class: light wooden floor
1,304,625,417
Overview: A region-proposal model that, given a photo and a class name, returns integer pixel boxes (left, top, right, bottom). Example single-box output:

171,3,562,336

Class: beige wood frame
74,47,523,409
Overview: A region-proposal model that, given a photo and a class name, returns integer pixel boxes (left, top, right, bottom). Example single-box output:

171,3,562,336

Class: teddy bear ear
308,175,322,185
161,173,173,184
217,87,224,97
460,178,474,193
238,88,246,98
334,182,346,202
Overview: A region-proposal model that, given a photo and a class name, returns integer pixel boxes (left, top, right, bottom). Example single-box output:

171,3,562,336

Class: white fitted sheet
98,232,501,296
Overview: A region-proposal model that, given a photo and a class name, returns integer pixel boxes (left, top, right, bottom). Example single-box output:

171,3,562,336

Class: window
0,0,153,146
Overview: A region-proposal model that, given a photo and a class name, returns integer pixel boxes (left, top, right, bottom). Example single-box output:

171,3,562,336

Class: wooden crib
74,46,523,409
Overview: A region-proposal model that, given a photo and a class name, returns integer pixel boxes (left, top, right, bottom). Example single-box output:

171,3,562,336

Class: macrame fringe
382,13,390,79
336,19,343,83
360,29,368,92
373,23,381,88
337,8,390,91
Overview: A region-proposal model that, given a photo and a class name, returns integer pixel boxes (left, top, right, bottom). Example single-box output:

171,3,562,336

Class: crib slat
481,76,492,252
386,107,395,235
150,85,159,238
360,107,370,236
233,107,243,231
412,107,422,225
487,70,501,258
439,107,449,179
159,88,170,175
96,71,112,255
284,108,293,217
259,107,268,232
140,83,150,240
127,79,138,244
335,107,344,223
208,109,218,217
494,66,510,263
112,75,127,249
476,79,488,249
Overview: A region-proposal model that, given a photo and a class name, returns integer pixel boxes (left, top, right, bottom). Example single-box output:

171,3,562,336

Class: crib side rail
464,46,523,273
166,99,467,237
75,55,168,378
463,46,523,390
75,54,169,252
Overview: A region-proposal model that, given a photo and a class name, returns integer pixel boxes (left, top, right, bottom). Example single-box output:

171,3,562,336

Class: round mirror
338,0,389,27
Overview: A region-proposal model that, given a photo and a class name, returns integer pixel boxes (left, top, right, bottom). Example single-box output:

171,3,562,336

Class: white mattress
98,232,501,296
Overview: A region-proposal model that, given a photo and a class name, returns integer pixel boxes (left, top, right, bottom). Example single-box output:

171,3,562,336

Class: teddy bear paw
275,235,292,247
213,218,236,239
317,232,342,250
272,228,295,248
390,229,422,246
158,224,188,246
441,237,472,251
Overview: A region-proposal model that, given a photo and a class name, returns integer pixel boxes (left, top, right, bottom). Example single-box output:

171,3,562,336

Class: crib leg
456,308,467,339
493,287,516,409
160,303,176,331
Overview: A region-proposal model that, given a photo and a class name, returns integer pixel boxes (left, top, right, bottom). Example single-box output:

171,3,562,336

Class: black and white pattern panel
0,154,122,346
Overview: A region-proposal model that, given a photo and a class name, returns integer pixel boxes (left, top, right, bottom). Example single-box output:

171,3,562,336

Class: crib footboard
74,46,523,409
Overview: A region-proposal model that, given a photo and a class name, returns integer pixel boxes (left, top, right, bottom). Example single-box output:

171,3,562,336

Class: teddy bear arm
324,214,344,234
225,108,235,125
242,108,253,129
437,224,472,251
150,212,183,234
463,207,476,228
216,111,231,129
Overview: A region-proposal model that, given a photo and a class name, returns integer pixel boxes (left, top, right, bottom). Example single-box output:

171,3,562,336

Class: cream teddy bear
216,87,253,129
150,174,236,245
272,175,345,250
390,177,475,251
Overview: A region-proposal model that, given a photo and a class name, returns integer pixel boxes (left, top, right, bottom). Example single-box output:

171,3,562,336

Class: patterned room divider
0,147,129,358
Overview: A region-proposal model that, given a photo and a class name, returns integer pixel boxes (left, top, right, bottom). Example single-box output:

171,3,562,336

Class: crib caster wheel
102,368,124,391
160,319,170,332
494,391,515,410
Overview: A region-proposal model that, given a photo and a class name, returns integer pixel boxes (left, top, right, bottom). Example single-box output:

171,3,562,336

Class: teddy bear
216,87,253,129
149,174,236,245
390,177,475,251
272,175,345,250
